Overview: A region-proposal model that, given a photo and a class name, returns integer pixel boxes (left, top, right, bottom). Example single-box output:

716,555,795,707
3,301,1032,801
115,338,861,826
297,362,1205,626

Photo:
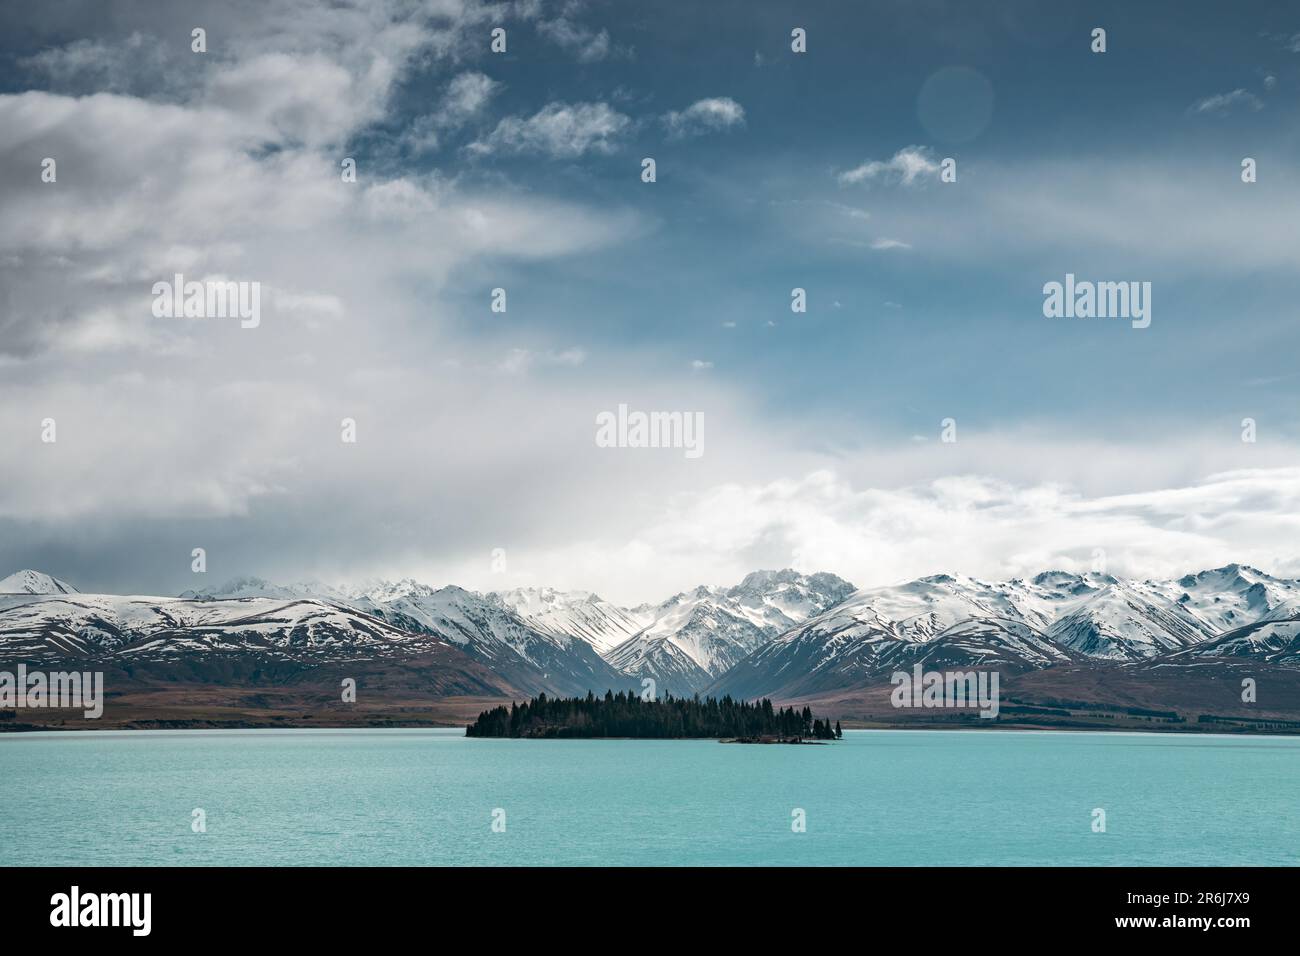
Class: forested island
466,691,842,741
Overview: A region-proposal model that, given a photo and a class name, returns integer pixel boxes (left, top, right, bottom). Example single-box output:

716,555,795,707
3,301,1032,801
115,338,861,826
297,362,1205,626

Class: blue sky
1,1,1299,600
373,0,1300,436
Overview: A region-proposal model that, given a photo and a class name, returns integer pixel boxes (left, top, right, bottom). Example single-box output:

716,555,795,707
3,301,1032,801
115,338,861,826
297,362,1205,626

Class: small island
466,690,842,742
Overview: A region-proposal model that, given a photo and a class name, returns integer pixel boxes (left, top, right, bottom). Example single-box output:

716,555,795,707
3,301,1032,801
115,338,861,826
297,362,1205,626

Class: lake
1,728,1295,866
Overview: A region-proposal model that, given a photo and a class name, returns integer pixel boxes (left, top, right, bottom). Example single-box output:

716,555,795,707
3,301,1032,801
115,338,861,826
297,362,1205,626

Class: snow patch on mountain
491,587,651,653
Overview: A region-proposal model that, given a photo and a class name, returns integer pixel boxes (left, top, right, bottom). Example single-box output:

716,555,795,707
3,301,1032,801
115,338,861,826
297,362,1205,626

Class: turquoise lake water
1,728,1295,866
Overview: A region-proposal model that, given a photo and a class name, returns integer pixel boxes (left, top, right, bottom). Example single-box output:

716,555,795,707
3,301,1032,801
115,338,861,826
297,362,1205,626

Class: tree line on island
466,690,843,741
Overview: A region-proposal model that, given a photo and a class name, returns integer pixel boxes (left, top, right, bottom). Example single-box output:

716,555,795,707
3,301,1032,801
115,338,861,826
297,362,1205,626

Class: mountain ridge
5,564,1300,710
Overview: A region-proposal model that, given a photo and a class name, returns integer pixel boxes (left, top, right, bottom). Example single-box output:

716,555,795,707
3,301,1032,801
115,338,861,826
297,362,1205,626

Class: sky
2,0,1299,603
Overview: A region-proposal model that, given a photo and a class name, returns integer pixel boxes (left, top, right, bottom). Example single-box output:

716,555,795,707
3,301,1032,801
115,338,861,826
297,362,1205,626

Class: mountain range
4,564,1300,726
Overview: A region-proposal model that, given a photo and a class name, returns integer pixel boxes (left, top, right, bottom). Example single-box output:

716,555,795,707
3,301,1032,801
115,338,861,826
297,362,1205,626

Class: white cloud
0,0,651,597
511,463,1300,602
537,17,625,62
662,97,746,138
0,77,633,356
498,348,587,373
469,101,631,157
791,152,1300,276
839,146,939,186
19,31,175,96
443,71,500,121
401,71,501,153
1189,88,1263,115
870,238,911,250
205,52,371,146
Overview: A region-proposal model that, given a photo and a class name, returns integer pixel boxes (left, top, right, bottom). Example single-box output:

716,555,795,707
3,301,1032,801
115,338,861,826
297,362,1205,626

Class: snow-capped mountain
1164,564,1300,633
711,573,1078,699
1162,581,1300,668
6,564,1300,708
0,572,628,698
0,569,79,595
0,590,460,664
171,569,858,698
1042,565,1300,661
170,574,632,696
343,584,629,696
491,587,650,654
604,586,761,694
1165,615,1300,668
605,570,856,694
727,570,860,633
0,587,521,699
710,565,1300,700
1045,581,1210,660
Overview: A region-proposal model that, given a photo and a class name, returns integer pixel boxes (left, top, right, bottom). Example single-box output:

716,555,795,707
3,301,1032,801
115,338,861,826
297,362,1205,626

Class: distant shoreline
5,715,1300,737
5,665,1300,737
5,726,1300,744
